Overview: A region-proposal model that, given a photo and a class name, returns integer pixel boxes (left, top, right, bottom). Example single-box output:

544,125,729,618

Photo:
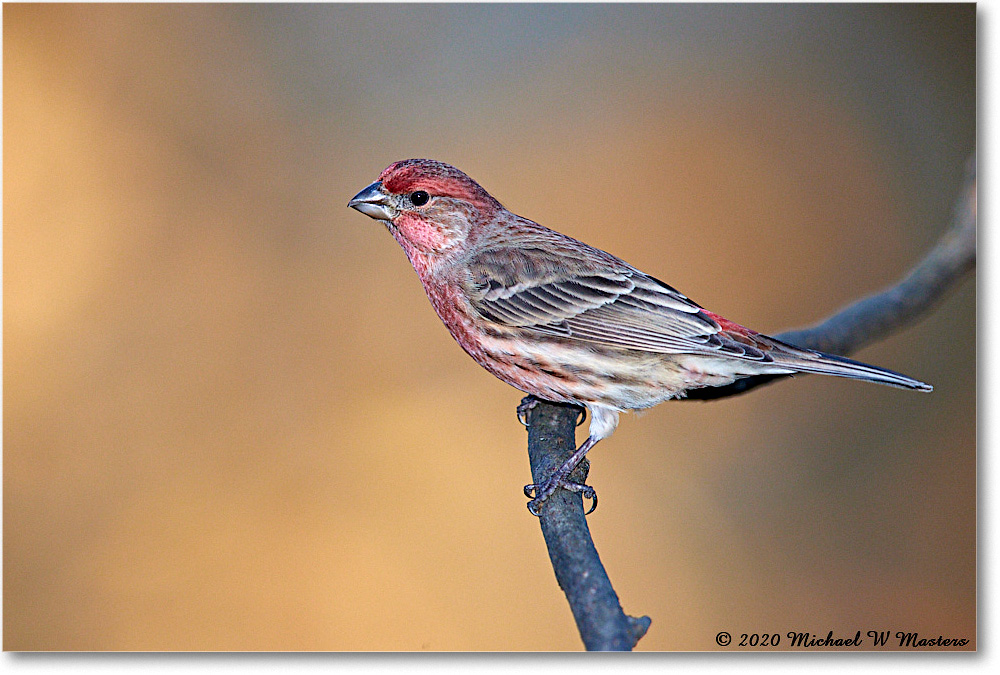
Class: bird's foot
524,478,598,516
516,396,540,427
517,397,587,428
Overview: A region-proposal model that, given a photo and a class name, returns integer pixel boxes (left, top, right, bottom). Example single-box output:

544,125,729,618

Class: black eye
410,190,430,206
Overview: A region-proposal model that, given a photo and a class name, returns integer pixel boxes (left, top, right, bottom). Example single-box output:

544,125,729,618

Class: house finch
348,159,932,515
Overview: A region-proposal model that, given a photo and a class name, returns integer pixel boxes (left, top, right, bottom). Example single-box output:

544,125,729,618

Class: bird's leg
525,435,600,516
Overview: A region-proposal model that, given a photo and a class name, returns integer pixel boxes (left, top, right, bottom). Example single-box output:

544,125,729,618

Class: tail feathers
777,349,932,392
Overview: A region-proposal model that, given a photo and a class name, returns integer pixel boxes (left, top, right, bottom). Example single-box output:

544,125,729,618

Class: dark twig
523,397,651,651
685,154,976,400
522,154,975,649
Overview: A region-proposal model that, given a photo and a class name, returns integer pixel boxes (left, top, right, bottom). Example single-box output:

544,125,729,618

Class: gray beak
348,181,393,221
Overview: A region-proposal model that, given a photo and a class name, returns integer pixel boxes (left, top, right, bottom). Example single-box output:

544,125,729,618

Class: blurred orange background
4,4,975,651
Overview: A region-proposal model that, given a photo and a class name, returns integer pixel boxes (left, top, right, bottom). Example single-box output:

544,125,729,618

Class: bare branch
685,153,976,400
523,397,651,651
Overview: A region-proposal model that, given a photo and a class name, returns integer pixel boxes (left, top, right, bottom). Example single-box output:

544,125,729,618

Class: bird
348,158,932,515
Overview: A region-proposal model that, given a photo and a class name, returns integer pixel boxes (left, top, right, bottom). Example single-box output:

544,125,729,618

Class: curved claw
576,407,587,427
516,397,540,427
523,480,599,517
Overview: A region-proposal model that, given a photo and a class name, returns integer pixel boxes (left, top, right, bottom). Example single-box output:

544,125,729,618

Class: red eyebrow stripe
379,159,500,207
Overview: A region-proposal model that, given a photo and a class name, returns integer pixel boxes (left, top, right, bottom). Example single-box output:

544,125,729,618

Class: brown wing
466,245,774,361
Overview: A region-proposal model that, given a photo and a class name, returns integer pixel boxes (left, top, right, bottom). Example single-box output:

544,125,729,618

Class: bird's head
348,159,502,259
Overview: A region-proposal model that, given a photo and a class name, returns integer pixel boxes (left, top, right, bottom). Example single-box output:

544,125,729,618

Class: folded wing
467,246,775,361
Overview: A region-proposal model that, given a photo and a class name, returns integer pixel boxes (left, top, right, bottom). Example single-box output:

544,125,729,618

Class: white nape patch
586,405,621,441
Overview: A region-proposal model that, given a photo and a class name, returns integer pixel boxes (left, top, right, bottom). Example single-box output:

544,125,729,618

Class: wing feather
467,244,771,360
